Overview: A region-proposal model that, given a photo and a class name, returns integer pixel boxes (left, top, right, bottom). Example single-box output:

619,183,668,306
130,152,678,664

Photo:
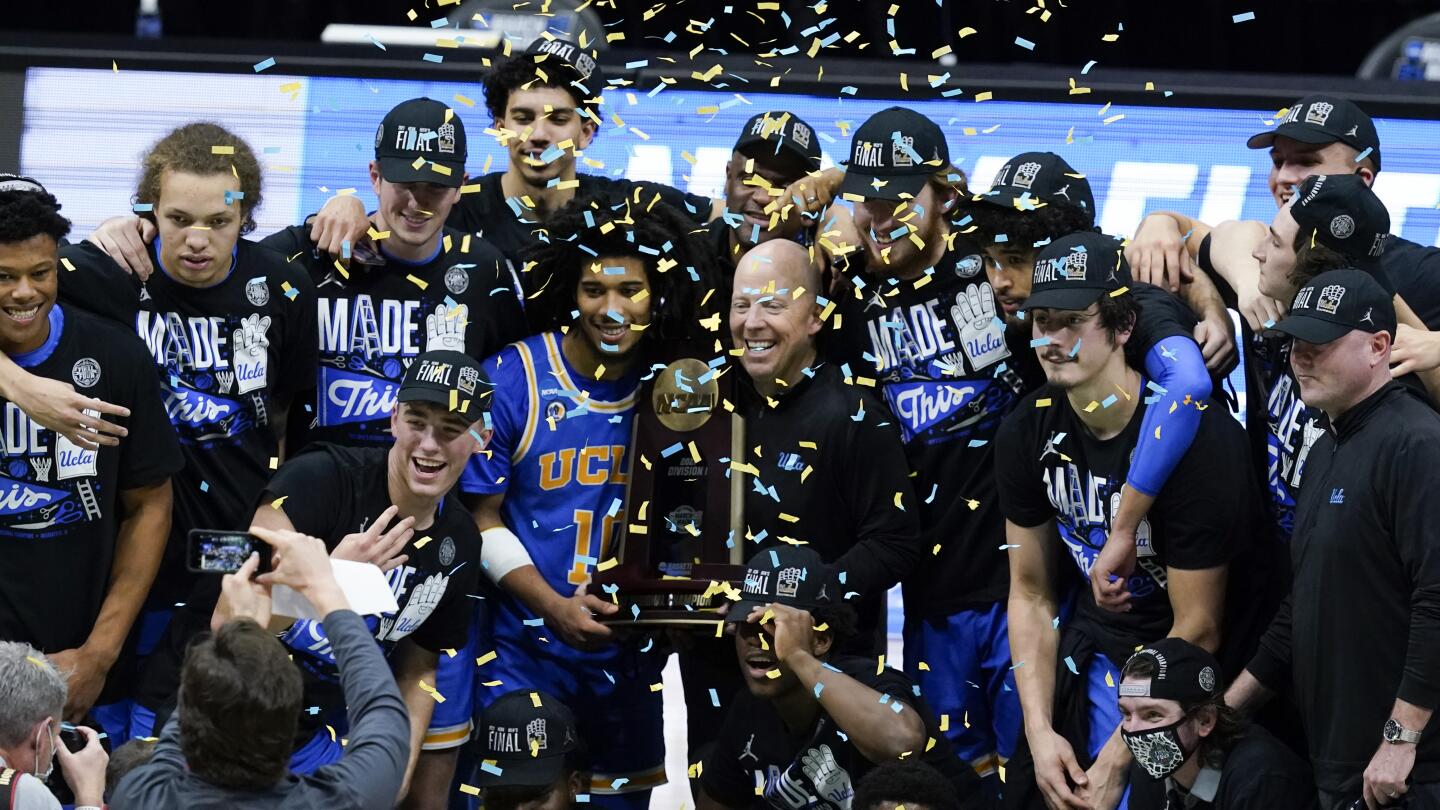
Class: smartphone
186,529,270,574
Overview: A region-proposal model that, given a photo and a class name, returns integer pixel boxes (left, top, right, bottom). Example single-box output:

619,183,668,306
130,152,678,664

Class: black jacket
1248,381,1440,793
739,362,923,647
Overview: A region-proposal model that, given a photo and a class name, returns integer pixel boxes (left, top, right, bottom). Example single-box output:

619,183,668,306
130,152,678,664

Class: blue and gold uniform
450,331,666,806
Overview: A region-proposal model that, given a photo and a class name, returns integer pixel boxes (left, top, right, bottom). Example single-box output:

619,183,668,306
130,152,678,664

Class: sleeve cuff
1398,675,1440,713
1246,646,1289,693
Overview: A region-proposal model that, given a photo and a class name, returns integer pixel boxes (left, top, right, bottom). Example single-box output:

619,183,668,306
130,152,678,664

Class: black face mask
1122,715,1194,780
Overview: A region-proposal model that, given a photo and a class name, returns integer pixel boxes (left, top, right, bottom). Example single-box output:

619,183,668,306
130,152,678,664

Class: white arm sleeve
480,526,535,585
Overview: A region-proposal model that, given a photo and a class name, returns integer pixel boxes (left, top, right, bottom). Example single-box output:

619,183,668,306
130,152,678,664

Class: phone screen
186,530,269,574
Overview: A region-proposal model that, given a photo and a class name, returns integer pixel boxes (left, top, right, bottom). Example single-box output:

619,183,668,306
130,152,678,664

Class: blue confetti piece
925,484,938,504
1232,11,1255,22
890,701,905,714
1064,656,1079,675
1030,337,1052,347
480,761,504,775
1263,319,1276,329
522,617,545,626
630,604,640,620
814,682,825,698
709,688,720,707
1015,36,1035,50
967,439,988,448
200,481,209,492
611,778,630,790
423,53,444,63
769,549,780,567
1355,146,1374,164
1069,338,1082,358
253,57,276,72
1101,394,1118,408
660,442,683,458
367,34,387,50
133,203,154,213
1082,60,1098,74
625,59,649,69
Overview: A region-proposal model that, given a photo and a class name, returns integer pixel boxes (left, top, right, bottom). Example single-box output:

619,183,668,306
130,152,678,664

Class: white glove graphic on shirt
425,303,469,353
950,282,1010,372
801,744,854,807
379,573,448,642
232,313,272,394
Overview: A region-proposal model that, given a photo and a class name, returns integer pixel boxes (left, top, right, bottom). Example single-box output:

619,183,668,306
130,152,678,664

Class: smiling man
731,238,921,652
56,123,317,743
995,233,1277,810
697,546,982,810
457,195,707,808
0,177,182,728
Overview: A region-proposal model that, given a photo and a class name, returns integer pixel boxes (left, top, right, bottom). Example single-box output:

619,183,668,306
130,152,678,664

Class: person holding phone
108,526,411,809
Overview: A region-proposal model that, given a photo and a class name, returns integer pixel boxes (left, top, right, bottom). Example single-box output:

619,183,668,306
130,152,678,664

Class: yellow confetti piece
1105,670,1115,688
414,535,433,549
975,91,993,102
877,655,886,675
481,680,504,687
271,496,288,510
1035,398,1052,408
893,492,905,509
530,692,543,708
1109,286,1130,297
269,457,279,470
959,26,977,37
407,274,428,290
778,512,800,523
211,145,235,155
940,713,950,731
800,465,813,483
112,60,118,73
460,784,481,796
26,655,47,668
765,669,782,679
476,650,497,666
60,257,76,272
650,682,664,692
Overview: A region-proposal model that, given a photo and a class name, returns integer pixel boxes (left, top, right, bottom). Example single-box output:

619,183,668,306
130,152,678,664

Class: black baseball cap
1246,94,1382,171
0,174,50,195
474,690,581,787
734,111,822,175
726,546,840,622
1288,174,1390,268
524,36,605,98
374,98,467,187
1269,267,1396,344
1118,638,1222,706
975,152,1095,221
838,107,950,201
398,350,492,424
1020,232,1131,312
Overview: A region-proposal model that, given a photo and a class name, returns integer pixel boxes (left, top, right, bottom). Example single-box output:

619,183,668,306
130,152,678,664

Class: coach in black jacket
1225,269,1440,810
730,238,923,652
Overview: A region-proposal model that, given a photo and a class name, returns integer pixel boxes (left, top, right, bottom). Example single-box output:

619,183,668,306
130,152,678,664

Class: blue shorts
91,608,176,745
474,628,667,801
904,602,1021,778
1084,654,1129,810
428,606,488,750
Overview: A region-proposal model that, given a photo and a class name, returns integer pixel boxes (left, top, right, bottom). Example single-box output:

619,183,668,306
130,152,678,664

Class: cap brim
377,156,465,187
724,598,768,622
1019,287,1106,312
1246,123,1339,150
837,169,928,201
474,753,569,787
1266,314,1351,344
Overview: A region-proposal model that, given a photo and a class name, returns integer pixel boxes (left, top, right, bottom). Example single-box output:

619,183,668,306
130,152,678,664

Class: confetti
252,57,276,72
1232,11,1256,23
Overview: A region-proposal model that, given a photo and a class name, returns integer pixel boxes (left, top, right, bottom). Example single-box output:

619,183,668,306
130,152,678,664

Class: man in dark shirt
1225,269,1440,809
111,526,412,810
732,237,921,646
697,546,983,810
0,178,183,728
471,690,588,810
996,235,1270,810
312,37,717,299
258,97,526,450
1117,638,1314,810
57,122,319,634
704,111,823,282
248,349,488,809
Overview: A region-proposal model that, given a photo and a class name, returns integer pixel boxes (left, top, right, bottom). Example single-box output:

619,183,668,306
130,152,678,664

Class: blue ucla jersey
1255,336,1324,542
461,332,637,656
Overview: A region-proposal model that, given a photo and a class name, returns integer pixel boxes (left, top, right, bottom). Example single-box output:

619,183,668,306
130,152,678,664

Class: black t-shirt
0,305,183,652
826,239,1027,614
259,224,526,449
440,168,705,269
264,443,480,734
446,171,712,292
1127,728,1317,810
700,655,981,809
57,240,318,604
995,382,1272,672
1384,235,1440,330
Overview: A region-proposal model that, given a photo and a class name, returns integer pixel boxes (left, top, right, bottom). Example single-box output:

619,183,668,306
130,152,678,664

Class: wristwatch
1384,718,1422,745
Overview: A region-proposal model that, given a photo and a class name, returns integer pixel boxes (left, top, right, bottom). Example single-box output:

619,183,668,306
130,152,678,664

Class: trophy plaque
593,348,746,626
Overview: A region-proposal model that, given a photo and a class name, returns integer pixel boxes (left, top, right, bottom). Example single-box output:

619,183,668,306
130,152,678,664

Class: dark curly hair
135,122,263,236
1097,290,1140,346
959,197,1097,251
522,193,712,340
810,600,860,651
0,187,71,246
1289,227,1356,294
1121,654,1248,763
854,760,962,810
483,51,600,125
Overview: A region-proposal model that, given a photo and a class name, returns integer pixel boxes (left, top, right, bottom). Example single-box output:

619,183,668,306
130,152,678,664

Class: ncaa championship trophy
594,347,746,626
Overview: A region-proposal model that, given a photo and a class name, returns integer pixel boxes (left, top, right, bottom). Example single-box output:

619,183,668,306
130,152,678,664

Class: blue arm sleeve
1129,335,1211,496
